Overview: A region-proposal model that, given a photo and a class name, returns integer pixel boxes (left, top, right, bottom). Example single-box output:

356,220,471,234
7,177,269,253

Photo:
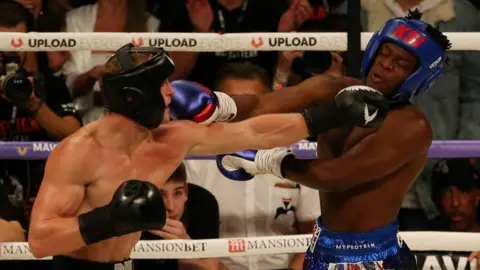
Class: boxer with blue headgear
211,9,451,270
361,9,450,103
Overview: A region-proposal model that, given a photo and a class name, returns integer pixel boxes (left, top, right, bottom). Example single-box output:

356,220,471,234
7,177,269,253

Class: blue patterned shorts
303,218,417,270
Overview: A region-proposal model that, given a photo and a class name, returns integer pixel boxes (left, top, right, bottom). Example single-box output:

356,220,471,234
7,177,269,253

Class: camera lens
3,74,32,105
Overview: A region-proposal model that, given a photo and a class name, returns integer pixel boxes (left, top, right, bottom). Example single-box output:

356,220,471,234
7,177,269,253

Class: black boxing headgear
100,43,175,128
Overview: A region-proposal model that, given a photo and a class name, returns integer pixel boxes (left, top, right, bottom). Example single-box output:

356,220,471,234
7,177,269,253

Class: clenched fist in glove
169,80,237,125
302,85,389,137
78,180,166,245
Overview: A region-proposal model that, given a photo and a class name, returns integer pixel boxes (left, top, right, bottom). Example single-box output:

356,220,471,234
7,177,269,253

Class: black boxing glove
78,180,166,245
301,85,389,137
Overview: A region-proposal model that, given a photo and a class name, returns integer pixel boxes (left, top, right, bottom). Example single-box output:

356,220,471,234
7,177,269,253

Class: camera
0,52,33,105
291,51,333,79
292,51,347,80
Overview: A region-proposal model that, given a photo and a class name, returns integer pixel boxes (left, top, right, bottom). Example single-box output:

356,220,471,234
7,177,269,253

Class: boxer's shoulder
387,104,430,131
341,75,364,86
42,134,100,187
381,104,432,145
49,131,101,169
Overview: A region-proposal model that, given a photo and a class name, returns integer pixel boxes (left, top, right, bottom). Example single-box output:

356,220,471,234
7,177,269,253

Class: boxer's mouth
371,73,383,83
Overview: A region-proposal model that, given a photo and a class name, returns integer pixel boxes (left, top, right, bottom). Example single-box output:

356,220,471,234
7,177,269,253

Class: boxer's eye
397,60,412,70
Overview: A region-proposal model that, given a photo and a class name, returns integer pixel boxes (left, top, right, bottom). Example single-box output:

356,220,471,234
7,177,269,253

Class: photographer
0,1,81,141
273,15,349,89
0,0,81,251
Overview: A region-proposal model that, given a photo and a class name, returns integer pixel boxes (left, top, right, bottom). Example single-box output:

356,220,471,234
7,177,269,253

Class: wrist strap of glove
255,148,294,178
78,205,114,245
214,92,237,122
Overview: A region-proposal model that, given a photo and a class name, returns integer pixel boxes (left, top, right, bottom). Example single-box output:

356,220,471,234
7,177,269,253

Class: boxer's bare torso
316,105,431,232
30,114,194,262
30,107,311,261
234,73,432,233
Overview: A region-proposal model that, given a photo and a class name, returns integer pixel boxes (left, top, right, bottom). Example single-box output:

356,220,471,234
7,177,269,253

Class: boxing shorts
304,217,417,270
52,255,134,270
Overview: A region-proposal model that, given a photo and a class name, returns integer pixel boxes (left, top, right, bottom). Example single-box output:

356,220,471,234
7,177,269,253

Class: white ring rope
1,32,479,51
1,232,479,260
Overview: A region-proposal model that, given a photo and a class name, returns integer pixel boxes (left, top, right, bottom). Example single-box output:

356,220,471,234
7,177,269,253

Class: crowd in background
0,0,479,269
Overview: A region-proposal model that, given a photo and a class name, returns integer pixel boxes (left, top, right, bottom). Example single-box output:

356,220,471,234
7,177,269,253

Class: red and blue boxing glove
169,80,237,124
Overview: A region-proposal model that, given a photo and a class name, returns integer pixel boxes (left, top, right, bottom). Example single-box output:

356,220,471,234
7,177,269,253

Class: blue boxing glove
216,148,295,181
169,80,237,125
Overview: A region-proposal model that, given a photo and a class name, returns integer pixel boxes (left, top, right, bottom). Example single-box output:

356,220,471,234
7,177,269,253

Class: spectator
0,0,81,256
274,14,349,89
137,163,220,270
15,0,72,73
361,0,480,231
0,168,51,270
40,0,72,73
0,183,28,270
306,0,347,20
13,0,74,124
0,2,81,132
0,182,25,242
0,219,24,242
214,61,272,94
185,61,320,270
431,159,479,232
156,0,312,89
431,158,480,268
62,0,159,125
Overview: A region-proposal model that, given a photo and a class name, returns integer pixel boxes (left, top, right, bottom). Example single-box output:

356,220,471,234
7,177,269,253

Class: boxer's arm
29,138,97,258
185,113,309,155
233,75,360,120
281,111,433,192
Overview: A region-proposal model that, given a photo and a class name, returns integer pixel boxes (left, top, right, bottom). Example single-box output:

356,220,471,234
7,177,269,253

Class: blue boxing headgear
361,17,446,102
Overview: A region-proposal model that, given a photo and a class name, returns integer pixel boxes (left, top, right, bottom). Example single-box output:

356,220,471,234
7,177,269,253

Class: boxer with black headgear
29,43,386,270
101,44,174,128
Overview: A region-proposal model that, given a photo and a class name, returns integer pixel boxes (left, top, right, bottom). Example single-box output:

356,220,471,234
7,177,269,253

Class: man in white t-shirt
185,62,320,270
185,159,320,270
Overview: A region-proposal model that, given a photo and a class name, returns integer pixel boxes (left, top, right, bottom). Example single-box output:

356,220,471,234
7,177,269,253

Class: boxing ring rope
0,32,479,51
2,140,480,160
1,232,480,260
1,31,480,263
